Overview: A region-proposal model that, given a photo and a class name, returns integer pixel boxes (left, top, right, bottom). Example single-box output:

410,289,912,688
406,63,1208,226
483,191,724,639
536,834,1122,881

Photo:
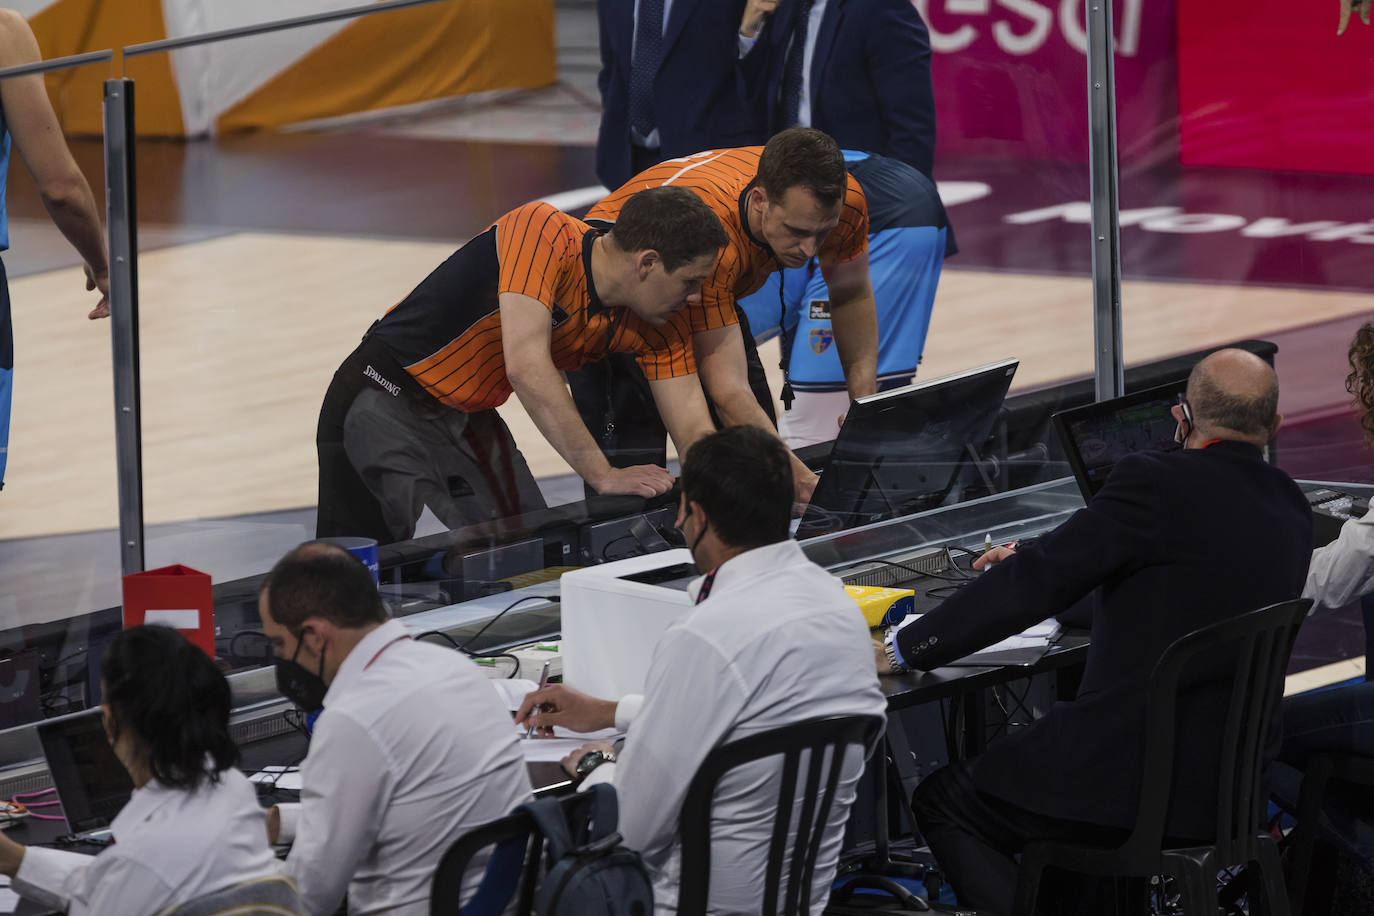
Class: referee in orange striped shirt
574,128,880,503
316,187,726,544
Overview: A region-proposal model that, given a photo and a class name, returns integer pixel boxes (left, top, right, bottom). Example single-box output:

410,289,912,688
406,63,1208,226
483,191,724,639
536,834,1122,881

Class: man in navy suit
595,0,778,190
879,349,1313,913
749,0,937,178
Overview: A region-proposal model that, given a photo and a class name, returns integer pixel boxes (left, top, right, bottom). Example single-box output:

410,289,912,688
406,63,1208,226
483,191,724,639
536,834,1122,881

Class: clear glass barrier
1109,1,1374,483
801,477,1085,573
127,4,573,673
128,1,1121,680
0,55,122,729
10,0,1371,743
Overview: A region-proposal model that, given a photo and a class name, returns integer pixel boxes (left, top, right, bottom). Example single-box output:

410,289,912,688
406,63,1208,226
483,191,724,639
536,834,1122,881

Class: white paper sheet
893,614,1061,662
519,738,592,763
490,679,539,712
517,726,621,762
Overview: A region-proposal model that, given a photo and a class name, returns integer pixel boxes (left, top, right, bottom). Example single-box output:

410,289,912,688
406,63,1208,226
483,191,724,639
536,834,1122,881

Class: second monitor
796,359,1020,539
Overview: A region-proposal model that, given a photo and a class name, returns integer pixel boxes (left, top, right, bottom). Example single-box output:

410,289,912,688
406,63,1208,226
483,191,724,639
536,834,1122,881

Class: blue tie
629,0,665,140
781,0,815,128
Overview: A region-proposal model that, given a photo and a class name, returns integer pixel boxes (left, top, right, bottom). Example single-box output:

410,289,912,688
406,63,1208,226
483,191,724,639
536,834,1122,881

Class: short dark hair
680,426,793,550
609,186,728,272
1187,366,1279,438
102,625,239,791
260,542,388,632
757,128,847,209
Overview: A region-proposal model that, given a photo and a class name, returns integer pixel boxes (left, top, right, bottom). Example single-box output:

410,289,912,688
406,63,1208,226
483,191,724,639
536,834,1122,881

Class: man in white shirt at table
260,542,533,915
516,425,887,913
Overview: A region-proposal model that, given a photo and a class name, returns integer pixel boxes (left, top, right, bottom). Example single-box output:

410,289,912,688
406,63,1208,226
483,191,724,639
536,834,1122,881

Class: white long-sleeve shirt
584,539,887,914
278,619,532,916
1305,511,1374,614
14,767,279,916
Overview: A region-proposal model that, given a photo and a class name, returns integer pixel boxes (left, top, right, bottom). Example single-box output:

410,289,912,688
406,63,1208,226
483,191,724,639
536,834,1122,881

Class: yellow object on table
844,585,916,629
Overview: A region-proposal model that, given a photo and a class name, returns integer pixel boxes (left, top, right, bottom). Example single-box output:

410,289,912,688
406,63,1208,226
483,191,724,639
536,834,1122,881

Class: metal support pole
1085,0,1124,402
103,78,144,575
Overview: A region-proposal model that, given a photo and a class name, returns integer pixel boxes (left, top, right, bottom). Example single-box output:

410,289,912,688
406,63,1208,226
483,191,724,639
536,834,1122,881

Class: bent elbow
40,175,87,212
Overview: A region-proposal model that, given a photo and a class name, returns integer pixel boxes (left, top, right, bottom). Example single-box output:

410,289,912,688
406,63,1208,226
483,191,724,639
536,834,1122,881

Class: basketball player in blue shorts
739,149,954,446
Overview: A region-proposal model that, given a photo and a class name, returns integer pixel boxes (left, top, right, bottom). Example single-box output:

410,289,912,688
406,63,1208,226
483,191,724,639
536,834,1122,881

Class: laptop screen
796,359,1019,539
38,708,134,834
1051,380,1186,502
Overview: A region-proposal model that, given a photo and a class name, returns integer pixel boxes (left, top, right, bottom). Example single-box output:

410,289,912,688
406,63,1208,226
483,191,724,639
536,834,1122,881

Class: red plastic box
121,564,215,658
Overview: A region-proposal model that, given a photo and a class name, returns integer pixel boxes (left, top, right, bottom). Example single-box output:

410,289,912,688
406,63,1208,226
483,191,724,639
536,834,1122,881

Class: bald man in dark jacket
880,349,1313,914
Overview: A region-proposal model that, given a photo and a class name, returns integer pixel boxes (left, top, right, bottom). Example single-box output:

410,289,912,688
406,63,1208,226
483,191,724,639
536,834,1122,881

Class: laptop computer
37,708,134,842
1051,380,1187,502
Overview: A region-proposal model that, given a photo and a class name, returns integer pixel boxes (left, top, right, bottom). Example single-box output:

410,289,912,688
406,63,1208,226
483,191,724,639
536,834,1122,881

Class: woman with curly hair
1270,320,1374,879
1304,320,1374,608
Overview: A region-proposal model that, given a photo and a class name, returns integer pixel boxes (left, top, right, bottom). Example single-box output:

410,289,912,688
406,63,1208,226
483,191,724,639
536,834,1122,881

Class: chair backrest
159,874,304,916
676,714,886,916
1124,598,1311,862
431,792,595,916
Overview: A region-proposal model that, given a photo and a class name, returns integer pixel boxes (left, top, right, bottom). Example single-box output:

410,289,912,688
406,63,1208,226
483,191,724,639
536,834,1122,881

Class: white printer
559,549,698,699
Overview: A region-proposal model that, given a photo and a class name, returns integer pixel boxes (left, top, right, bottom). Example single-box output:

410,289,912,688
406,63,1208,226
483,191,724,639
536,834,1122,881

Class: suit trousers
912,761,1142,916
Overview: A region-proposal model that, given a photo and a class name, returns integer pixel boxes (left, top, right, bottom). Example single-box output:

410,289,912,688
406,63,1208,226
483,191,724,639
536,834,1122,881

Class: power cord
600,534,640,562
454,595,558,655
414,630,521,677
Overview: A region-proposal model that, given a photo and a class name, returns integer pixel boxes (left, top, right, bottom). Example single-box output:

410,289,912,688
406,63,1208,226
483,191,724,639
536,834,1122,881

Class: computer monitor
37,708,134,836
1051,379,1187,502
0,649,41,730
796,359,1020,538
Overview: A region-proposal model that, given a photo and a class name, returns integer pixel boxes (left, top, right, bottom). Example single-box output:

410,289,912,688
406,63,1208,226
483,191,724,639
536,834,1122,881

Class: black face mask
275,636,327,713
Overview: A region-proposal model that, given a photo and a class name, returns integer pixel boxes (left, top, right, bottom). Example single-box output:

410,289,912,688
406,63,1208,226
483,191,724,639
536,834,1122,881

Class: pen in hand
525,660,552,739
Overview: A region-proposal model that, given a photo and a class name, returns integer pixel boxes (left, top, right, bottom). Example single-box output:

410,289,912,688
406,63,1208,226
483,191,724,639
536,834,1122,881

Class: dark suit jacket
596,0,768,190
896,441,1313,839
750,0,936,177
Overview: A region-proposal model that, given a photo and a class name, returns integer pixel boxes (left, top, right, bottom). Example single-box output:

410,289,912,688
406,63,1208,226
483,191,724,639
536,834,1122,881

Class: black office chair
1011,598,1312,916
676,714,886,916
430,792,594,916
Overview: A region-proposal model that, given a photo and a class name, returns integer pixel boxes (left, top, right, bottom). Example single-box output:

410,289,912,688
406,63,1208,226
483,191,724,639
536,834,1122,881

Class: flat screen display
1051,380,1186,501
38,708,134,833
796,359,1019,538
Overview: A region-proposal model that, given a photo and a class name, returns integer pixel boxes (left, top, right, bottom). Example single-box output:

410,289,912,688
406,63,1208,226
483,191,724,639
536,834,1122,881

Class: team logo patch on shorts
809,328,834,355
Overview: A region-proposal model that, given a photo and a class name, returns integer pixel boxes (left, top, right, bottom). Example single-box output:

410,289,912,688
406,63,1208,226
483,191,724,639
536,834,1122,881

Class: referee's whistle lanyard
774,254,817,412
601,315,619,449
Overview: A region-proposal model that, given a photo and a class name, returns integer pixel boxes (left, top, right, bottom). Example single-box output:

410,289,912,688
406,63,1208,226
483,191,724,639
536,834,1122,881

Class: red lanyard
363,634,411,670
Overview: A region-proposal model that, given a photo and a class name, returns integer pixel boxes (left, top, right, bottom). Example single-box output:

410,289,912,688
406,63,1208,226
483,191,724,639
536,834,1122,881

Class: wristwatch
883,631,910,674
573,748,616,782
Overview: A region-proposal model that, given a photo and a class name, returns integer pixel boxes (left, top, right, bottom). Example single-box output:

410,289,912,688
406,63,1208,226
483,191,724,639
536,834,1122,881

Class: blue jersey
739,150,951,392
